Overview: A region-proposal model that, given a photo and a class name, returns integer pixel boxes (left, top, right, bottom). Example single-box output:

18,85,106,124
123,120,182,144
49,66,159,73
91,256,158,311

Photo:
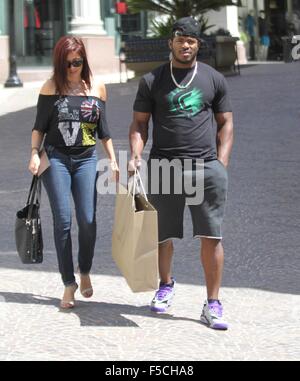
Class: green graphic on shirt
81,123,96,145
168,88,203,117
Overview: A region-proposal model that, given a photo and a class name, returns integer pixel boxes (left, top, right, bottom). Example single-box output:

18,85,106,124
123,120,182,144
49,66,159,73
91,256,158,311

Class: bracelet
31,147,39,152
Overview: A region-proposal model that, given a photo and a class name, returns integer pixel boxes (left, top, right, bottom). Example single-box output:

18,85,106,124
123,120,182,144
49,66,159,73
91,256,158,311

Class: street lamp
4,0,23,87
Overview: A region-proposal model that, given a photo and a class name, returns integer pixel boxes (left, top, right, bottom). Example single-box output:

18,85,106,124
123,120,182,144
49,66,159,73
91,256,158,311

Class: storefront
0,0,71,74
13,0,146,65
267,0,300,60
0,0,149,83
0,0,107,82
238,0,299,61
16,0,71,65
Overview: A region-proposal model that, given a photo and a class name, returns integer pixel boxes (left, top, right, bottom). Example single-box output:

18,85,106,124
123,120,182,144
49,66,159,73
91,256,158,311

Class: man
128,17,233,330
245,10,256,60
258,10,270,61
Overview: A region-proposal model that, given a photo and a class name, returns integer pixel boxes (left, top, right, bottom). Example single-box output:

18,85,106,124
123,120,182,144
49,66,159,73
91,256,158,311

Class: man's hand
128,157,141,176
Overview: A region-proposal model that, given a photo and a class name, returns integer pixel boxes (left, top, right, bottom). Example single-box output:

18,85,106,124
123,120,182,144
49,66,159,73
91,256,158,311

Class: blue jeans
42,145,98,286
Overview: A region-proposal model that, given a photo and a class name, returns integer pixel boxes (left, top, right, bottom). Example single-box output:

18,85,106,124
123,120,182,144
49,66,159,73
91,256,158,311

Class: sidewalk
0,71,133,117
0,62,299,361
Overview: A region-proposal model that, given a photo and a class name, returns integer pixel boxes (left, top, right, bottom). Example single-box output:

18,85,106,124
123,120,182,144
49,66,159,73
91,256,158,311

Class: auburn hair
52,36,92,95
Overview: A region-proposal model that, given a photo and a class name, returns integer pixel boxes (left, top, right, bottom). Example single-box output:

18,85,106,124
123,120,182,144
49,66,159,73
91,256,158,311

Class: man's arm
128,111,151,170
215,112,234,168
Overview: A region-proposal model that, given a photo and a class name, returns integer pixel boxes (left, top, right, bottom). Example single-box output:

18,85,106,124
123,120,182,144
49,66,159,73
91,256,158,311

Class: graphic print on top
168,87,203,118
55,97,101,146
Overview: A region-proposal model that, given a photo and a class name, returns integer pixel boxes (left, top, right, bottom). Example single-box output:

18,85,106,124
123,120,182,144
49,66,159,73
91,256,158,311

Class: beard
171,48,198,65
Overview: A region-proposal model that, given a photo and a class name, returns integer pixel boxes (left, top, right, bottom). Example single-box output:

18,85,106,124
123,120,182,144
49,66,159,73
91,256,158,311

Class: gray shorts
147,159,228,242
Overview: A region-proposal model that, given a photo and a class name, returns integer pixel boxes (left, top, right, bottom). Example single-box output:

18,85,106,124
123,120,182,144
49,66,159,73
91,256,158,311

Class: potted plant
207,28,240,74
124,0,241,74
126,0,239,37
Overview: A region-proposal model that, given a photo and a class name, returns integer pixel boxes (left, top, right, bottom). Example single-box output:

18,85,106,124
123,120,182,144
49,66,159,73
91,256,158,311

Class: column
287,0,293,22
0,0,9,83
226,6,239,37
69,0,106,35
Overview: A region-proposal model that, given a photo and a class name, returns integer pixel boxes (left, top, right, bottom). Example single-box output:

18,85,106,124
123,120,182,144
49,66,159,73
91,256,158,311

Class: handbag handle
25,135,45,211
26,175,37,205
26,175,41,221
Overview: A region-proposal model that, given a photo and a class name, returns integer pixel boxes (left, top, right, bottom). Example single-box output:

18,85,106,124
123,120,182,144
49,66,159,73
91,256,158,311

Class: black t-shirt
133,62,232,160
33,95,110,150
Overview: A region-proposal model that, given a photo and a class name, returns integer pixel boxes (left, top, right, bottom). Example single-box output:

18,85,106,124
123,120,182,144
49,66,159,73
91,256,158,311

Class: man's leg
150,240,176,313
200,238,224,299
200,237,228,330
148,159,184,312
158,240,174,284
190,159,228,329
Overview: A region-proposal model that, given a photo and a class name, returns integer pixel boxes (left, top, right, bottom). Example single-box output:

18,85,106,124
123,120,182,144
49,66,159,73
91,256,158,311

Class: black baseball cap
172,17,200,39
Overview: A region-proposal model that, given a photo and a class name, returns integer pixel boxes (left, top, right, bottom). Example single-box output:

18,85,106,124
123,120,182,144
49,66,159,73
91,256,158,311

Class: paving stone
0,63,299,361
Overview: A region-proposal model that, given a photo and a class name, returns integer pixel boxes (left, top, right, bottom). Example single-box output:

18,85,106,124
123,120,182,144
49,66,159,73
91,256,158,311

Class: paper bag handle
128,169,148,208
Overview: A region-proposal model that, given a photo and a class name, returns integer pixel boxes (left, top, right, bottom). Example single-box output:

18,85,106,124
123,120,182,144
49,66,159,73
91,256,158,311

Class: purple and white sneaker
200,300,229,330
150,278,175,313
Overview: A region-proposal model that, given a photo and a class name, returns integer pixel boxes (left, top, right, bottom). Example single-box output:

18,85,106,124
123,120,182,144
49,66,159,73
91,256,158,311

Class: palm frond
126,0,239,17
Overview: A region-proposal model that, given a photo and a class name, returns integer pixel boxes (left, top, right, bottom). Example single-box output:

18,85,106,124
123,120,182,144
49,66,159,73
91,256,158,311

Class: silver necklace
67,81,84,96
170,61,198,89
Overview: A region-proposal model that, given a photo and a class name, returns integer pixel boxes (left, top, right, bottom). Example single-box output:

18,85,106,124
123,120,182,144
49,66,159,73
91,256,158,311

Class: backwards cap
172,17,200,39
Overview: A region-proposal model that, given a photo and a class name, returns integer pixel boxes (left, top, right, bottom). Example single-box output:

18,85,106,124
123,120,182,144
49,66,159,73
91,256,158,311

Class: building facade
0,0,147,83
0,0,298,84
236,0,300,61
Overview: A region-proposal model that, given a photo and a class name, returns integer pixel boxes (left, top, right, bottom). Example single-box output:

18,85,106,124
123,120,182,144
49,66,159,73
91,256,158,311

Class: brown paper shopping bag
112,173,159,292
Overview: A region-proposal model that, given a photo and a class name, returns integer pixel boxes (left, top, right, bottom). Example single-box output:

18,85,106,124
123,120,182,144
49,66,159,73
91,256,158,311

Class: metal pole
4,0,23,88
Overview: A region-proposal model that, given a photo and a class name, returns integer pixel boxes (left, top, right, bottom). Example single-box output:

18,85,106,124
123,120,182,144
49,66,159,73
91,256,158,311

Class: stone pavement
0,62,299,361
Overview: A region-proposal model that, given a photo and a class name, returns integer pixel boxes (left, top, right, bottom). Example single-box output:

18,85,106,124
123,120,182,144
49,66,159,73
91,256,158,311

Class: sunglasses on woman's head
67,59,83,68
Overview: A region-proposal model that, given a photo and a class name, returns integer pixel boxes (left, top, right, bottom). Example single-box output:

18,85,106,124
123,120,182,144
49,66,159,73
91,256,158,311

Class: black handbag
15,175,43,264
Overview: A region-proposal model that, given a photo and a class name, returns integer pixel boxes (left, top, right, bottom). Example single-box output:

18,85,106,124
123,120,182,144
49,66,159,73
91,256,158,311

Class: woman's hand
28,150,40,175
110,160,119,183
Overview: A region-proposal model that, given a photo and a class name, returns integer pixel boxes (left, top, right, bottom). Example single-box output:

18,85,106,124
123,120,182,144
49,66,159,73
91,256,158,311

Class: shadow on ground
0,291,200,327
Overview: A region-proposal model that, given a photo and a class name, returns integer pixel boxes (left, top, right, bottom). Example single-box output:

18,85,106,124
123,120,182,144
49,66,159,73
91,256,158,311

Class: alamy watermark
291,35,300,60
96,150,204,206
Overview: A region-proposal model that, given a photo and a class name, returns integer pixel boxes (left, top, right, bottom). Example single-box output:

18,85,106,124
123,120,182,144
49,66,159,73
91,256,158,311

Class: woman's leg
42,153,75,286
71,151,98,276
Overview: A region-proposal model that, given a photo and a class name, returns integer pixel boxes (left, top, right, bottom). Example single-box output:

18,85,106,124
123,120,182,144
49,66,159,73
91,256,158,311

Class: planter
215,36,239,74
281,36,293,63
122,36,240,77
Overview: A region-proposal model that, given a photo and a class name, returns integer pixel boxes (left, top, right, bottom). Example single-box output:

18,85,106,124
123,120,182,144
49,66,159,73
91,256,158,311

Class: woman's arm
28,79,54,175
101,138,119,182
28,130,44,175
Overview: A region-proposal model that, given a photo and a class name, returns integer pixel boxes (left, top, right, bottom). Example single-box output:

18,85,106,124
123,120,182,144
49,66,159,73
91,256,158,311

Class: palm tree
126,0,239,19
126,0,239,37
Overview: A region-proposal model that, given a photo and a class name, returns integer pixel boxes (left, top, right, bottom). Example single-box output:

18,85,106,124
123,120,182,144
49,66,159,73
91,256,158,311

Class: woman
28,36,119,309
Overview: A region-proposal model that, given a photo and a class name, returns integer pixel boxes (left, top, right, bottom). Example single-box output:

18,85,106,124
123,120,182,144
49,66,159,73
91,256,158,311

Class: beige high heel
79,273,93,298
60,283,78,309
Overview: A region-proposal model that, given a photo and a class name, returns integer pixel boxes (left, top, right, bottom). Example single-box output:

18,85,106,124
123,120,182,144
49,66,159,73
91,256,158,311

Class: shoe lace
156,285,173,300
208,302,223,318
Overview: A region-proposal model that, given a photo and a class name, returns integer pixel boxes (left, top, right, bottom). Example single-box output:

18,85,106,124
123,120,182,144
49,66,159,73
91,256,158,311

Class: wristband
31,147,39,153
